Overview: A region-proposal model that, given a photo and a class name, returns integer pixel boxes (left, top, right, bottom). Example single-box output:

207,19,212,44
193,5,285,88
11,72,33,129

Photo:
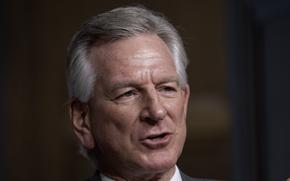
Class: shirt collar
100,165,182,181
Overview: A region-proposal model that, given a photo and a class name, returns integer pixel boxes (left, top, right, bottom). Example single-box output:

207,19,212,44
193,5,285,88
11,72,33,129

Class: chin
139,150,179,173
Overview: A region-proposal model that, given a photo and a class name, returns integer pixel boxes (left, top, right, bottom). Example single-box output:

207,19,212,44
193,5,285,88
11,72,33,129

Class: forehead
88,34,176,72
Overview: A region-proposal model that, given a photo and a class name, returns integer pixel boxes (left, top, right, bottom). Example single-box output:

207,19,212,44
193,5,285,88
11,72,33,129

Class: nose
140,91,167,124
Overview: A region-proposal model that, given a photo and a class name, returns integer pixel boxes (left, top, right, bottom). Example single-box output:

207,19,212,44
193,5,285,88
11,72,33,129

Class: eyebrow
109,81,139,93
109,77,180,93
157,77,180,86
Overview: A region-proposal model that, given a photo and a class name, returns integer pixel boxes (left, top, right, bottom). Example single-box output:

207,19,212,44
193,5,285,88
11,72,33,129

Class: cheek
90,103,140,140
165,98,187,122
164,96,188,140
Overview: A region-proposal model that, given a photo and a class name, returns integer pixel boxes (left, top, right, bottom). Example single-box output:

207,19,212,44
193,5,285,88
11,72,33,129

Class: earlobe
69,99,95,149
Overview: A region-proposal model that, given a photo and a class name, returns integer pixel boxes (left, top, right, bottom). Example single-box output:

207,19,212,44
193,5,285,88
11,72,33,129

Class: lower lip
140,134,172,149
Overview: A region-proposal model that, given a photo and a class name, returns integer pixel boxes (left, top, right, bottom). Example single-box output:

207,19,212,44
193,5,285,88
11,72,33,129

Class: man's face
75,34,189,178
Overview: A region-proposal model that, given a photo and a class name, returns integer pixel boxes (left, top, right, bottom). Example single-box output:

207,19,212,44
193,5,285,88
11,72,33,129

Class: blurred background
1,0,290,181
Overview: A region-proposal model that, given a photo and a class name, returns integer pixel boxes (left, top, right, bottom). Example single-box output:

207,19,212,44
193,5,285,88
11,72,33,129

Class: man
66,6,215,181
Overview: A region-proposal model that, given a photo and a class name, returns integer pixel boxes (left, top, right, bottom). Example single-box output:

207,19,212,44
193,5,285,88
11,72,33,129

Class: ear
182,84,190,117
69,98,95,149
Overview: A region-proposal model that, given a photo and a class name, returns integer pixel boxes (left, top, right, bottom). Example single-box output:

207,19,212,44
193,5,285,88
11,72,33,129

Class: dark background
1,0,290,181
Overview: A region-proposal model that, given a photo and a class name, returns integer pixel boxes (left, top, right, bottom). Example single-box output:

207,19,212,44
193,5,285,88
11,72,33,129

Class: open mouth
146,133,168,140
140,132,172,149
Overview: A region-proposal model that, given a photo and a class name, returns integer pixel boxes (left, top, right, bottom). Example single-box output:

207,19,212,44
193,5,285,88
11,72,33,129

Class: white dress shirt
100,165,182,181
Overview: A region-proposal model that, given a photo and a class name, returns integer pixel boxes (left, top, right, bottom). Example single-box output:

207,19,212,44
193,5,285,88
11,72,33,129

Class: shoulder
86,170,101,181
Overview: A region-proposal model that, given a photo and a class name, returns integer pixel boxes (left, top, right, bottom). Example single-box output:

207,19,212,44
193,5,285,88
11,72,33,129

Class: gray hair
66,6,189,165
66,6,189,103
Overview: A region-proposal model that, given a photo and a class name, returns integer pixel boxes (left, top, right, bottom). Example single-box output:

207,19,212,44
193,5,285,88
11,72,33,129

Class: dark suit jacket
87,170,218,181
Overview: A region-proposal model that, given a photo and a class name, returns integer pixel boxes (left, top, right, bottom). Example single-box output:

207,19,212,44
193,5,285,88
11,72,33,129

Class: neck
101,166,176,181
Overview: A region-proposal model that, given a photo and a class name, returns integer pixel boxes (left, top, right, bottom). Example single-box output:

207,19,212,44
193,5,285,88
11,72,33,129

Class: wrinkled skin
70,34,190,181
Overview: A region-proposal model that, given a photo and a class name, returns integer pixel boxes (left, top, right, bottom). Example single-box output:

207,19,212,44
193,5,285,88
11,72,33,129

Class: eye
114,90,138,100
159,86,177,93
